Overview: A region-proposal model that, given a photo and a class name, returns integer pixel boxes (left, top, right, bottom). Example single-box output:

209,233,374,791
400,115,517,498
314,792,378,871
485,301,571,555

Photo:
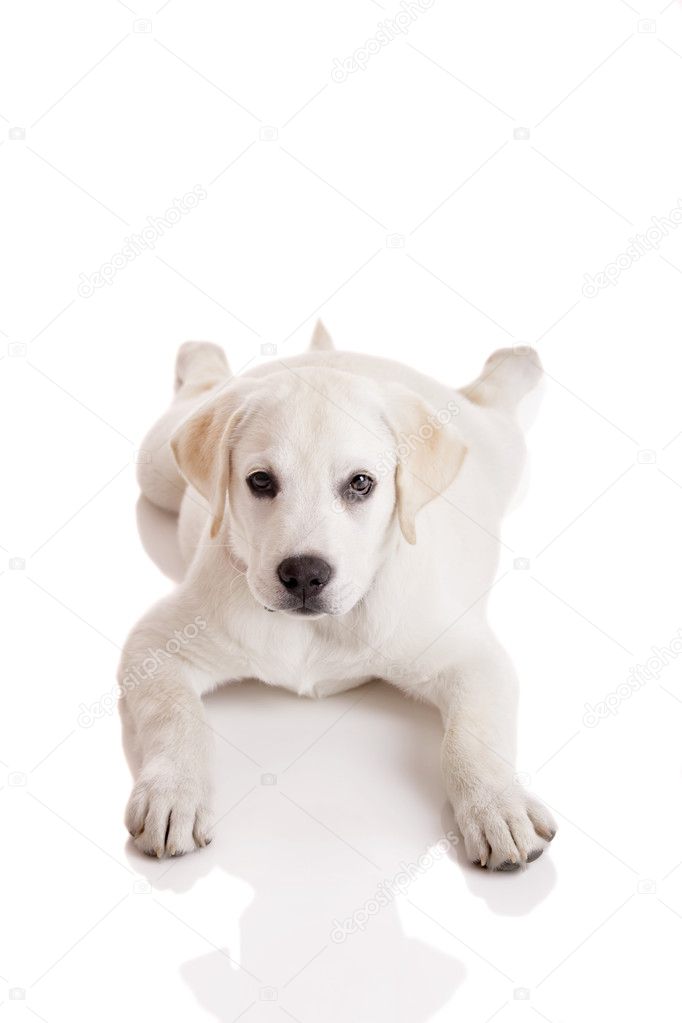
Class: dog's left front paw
454,784,556,871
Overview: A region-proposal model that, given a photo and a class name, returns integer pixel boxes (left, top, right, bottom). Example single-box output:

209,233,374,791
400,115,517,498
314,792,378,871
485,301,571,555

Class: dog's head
171,360,466,618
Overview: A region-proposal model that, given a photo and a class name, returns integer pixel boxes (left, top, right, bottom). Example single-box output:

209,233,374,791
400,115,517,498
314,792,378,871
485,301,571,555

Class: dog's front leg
434,636,556,870
118,601,224,858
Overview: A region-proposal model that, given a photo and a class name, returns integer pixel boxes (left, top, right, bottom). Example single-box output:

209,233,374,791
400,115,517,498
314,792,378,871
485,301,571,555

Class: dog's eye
247,471,276,496
348,474,374,498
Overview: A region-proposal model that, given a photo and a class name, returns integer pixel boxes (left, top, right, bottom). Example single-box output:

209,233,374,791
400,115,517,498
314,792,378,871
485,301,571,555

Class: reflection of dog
121,321,556,869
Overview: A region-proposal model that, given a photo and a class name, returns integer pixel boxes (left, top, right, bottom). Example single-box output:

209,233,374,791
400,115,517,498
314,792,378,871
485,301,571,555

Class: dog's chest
246,630,372,698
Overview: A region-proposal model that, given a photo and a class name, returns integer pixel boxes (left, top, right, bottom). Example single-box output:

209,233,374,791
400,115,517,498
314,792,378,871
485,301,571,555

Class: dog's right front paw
125,764,213,858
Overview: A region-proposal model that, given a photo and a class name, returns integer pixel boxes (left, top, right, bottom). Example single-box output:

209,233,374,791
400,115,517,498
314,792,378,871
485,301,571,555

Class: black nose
277,555,332,598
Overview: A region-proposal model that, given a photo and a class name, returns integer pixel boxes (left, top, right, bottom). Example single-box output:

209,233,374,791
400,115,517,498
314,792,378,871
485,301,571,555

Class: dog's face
172,365,466,619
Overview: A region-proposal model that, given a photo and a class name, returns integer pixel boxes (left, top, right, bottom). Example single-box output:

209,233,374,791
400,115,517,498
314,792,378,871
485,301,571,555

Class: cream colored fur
122,325,556,869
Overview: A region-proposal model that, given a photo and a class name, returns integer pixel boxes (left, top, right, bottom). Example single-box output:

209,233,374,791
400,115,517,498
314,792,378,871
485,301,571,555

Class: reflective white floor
6,474,681,1023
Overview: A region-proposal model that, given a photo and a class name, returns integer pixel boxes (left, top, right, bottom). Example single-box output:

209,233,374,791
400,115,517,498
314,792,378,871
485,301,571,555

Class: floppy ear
170,380,253,539
386,387,467,545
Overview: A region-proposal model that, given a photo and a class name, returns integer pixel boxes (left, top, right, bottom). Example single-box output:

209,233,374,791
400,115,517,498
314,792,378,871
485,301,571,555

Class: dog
120,323,556,870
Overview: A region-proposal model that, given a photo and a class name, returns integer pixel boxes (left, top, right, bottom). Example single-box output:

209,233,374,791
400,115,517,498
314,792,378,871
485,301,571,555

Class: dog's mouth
255,580,362,619
289,604,323,617
263,600,328,618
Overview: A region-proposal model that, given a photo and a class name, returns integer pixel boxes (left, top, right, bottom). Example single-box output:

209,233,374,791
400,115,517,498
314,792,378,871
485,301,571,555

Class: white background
2,1,682,1020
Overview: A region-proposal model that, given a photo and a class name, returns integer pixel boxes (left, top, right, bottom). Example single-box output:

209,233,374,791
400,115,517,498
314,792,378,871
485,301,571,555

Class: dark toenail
495,859,520,872
549,830,556,841
527,848,543,863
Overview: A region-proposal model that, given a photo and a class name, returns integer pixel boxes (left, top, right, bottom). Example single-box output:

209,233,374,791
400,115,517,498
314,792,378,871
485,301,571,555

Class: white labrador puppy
120,324,556,870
